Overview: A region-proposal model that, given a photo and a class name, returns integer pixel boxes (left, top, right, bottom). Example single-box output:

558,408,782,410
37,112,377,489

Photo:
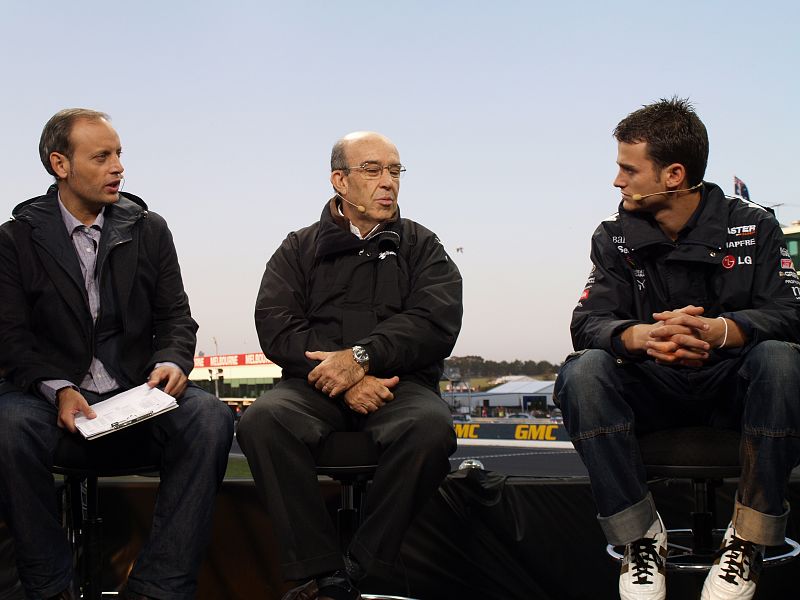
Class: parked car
452,414,472,422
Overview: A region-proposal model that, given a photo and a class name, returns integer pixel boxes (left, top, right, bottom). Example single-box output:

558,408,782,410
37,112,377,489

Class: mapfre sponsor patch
782,258,795,269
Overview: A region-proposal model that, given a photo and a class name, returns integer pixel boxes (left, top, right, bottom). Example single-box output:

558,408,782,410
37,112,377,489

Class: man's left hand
306,349,365,397
148,365,188,398
343,375,399,414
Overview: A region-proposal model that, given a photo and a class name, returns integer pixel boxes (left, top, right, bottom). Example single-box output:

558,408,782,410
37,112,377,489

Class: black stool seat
316,431,380,478
52,427,161,475
607,426,800,571
639,426,741,479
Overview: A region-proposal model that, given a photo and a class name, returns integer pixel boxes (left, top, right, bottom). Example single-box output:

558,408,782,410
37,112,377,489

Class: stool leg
83,476,102,600
337,481,358,550
63,477,84,580
691,478,714,553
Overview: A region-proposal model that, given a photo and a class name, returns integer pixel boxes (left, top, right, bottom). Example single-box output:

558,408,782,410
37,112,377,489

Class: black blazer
0,188,197,395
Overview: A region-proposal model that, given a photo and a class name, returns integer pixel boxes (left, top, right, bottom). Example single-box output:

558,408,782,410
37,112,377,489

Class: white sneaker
619,515,668,600
701,523,764,600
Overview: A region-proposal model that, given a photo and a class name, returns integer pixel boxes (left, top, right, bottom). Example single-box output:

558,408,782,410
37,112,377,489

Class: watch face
353,346,369,364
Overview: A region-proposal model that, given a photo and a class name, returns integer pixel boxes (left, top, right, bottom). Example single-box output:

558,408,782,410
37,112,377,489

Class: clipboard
75,383,179,440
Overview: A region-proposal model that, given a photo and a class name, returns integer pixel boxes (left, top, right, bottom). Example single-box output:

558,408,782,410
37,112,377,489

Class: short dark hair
613,97,708,186
39,108,110,178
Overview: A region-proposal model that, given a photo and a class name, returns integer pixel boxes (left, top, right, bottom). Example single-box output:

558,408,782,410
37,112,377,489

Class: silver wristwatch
352,345,370,373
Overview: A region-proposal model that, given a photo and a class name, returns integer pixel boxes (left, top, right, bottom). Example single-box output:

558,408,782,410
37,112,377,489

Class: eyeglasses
344,162,406,179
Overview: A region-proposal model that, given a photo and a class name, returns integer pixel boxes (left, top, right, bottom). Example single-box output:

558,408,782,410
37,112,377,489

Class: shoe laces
716,537,762,585
628,537,662,584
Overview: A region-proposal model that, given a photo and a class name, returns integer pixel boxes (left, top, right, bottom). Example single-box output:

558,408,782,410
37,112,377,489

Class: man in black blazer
0,109,233,600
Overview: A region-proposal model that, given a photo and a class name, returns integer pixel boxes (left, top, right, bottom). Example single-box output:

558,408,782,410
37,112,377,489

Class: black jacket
572,182,800,357
254,199,463,391
0,188,198,395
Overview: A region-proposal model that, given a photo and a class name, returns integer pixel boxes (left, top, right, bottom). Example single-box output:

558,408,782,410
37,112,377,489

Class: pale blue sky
2,1,798,361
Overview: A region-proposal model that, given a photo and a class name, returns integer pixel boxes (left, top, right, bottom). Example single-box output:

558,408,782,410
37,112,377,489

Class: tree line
444,355,560,380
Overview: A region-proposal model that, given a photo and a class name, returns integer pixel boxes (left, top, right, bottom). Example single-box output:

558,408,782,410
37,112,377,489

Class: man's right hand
56,387,96,433
306,349,366,397
343,376,400,415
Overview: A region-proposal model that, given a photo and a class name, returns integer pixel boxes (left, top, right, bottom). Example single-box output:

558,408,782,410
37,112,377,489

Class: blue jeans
555,341,800,546
0,385,233,600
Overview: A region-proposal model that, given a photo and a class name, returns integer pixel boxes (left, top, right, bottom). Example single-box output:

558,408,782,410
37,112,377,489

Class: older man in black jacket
0,109,233,600
238,131,462,600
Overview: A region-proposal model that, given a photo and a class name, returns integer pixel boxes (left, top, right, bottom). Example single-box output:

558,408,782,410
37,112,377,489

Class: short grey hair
39,108,111,177
330,138,348,172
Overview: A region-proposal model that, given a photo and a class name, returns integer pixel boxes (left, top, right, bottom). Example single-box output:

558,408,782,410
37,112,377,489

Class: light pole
444,366,461,411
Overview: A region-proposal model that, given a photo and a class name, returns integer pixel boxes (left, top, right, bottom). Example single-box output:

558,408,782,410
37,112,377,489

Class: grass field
225,455,253,479
439,377,494,393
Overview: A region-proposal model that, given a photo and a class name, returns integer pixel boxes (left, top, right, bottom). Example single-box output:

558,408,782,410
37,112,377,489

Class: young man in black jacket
555,98,800,600
0,109,233,600
238,131,462,600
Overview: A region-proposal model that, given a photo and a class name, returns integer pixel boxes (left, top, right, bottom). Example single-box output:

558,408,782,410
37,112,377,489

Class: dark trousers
0,385,233,600
236,378,456,581
555,341,800,546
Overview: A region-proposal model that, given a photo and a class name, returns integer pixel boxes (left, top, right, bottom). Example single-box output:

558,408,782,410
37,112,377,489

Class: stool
315,432,418,600
315,431,380,550
607,426,800,571
52,431,161,599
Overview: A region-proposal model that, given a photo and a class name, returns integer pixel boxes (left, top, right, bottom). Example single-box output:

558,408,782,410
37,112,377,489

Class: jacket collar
12,186,148,230
315,196,401,259
11,187,148,297
619,182,728,254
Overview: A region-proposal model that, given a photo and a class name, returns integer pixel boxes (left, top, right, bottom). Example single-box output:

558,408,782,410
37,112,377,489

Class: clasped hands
621,305,732,367
306,349,399,415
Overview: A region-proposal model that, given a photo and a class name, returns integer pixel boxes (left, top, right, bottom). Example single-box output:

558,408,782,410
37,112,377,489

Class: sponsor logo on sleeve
577,264,596,303
782,258,794,270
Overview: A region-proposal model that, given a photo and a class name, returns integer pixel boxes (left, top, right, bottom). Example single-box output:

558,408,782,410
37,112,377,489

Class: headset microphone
336,193,366,214
630,182,703,201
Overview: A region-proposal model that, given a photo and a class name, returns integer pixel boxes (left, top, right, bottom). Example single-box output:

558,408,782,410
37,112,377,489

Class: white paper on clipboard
75,383,178,440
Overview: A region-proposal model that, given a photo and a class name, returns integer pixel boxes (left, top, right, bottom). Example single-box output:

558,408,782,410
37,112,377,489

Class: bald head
331,131,398,172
